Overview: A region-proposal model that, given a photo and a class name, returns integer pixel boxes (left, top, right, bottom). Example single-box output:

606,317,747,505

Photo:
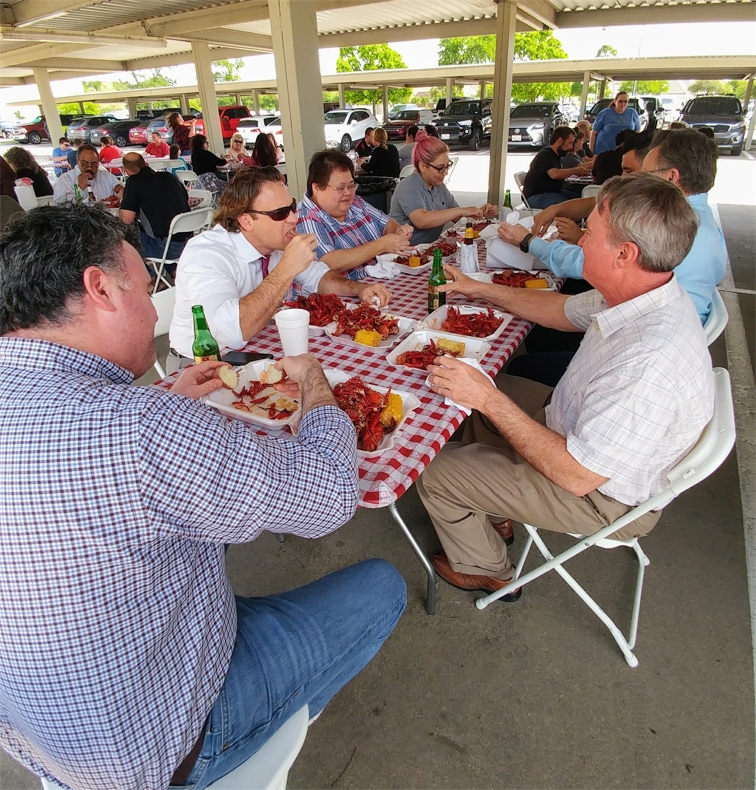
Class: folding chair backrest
513,172,530,209
14,184,37,211
165,159,185,171
703,288,728,346
399,164,414,180
664,367,735,500
170,207,214,237
582,184,601,199
188,189,212,208
147,158,170,171
152,286,176,338
177,170,198,184
445,156,459,182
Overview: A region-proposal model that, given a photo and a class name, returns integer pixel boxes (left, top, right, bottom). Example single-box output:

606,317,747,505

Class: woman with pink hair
389,136,497,245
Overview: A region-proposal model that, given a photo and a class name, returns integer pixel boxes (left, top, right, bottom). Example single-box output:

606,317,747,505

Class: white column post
127,97,138,118
445,77,453,108
579,71,591,119
252,89,260,114
598,79,606,100
487,0,517,207
78,101,85,115
269,0,326,199
743,76,753,112
745,103,756,149
32,68,63,143
480,80,487,99
235,93,242,106
179,94,190,115
192,41,224,152
338,83,345,107
382,84,389,124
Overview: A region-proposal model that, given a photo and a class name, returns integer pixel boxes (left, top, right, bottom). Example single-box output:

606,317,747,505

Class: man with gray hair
415,174,715,597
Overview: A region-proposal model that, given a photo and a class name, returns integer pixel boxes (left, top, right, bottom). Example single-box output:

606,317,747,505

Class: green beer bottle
428,248,446,313
191,305,221,364
504,189,513,210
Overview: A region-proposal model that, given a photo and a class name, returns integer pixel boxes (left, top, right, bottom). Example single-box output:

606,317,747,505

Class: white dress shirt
53,166,121,204
170,224,330,358
546,276,715,507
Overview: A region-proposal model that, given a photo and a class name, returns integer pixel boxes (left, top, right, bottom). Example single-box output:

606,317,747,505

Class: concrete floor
1,158,754,790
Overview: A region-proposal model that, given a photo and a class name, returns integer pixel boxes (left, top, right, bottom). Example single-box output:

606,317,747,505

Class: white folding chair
41,705,309,790
188,189,213,209
477,367,736,668
164,159,186,171
444,155,459,183
399,164,414,180
704,288,728,345
36,195,55,207
147,158,171,171
145,208,214,288
13,184,37,211
581,184,601,198
151,286,176,379
176,170,198,186
513,171,531,210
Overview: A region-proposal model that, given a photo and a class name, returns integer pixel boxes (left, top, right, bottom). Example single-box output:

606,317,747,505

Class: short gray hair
596,174,699,274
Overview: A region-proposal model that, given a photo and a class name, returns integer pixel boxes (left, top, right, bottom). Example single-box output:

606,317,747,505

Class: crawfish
395,338,452,369
441,306,503,338
333,376,391,452
333,304,399,340
284,293,345,327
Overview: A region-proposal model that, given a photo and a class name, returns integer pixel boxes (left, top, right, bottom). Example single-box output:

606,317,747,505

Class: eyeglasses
327,182,356,194
250,198,297,222
616,100,629,105
424,161,453,173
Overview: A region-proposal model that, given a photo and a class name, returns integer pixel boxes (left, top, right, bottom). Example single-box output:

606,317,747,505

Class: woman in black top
359,128,400,178
190,134,227,176
3,147,53,197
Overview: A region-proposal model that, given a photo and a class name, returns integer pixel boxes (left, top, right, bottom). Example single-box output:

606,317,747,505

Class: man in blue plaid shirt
0,204,406,790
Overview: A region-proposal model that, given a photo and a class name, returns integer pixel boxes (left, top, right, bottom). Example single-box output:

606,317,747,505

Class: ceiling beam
143,1,269,38
10,0,101,27
0,28,168,48
0,41,102,68
516,0,556,29
21,57,126,71
0,76,25,85
556,2,756,28
179,28,273,51
124,46,264,71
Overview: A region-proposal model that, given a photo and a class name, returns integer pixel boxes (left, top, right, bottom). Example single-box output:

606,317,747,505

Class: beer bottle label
428,287,440,312
194,353,220,365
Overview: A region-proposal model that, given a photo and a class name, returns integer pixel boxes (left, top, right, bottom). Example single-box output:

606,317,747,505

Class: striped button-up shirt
53,166,121,204
546,277,715,506
297,193,390,281
0,337,357,790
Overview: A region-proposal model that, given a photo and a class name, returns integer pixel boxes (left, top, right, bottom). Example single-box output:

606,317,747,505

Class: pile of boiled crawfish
395,238,458,266
333,303,399,340
231,380,296,420
441,306,503,338
492,270,547,287
395,338,461,370
333,376,396,452
446,219,494,237
283,293,345,327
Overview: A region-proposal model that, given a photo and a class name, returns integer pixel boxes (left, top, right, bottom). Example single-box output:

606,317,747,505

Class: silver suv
680,96,745,156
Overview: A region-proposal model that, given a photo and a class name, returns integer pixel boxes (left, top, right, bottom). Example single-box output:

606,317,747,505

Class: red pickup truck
194,105,251,141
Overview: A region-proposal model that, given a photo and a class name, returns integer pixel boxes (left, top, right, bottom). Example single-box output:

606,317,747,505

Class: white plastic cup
274,308,310,356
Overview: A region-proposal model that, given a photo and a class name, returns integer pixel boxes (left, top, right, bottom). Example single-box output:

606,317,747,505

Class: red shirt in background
145,140,170,158
99,144,123,175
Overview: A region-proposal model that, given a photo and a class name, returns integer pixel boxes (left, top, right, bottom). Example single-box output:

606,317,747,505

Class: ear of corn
380,393,403,426
354,329,383,346
437,337,466,355
525,278,549,289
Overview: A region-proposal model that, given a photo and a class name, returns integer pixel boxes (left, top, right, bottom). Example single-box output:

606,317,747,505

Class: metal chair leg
275,533,286,544
388,501,436,615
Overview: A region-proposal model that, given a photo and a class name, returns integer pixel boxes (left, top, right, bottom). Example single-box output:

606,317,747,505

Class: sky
2,20,755,119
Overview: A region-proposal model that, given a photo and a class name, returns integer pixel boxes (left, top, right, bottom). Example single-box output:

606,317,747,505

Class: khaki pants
415,375,660,581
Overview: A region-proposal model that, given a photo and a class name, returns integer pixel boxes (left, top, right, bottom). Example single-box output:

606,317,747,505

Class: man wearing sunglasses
169,167,391,363
51,137,72,178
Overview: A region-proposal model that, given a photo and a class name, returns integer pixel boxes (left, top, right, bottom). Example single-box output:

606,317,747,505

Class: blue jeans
179,559,406,789
140,232,187,260
526,191,576,209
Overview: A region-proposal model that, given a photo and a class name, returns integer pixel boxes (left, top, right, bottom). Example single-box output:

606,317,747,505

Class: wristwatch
519,232,534,253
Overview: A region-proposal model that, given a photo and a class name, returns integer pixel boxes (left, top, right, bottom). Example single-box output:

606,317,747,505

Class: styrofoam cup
274,308,310,356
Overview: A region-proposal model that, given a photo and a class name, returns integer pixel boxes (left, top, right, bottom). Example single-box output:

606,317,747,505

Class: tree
688,79,726,95
212,59,243,82
336,45,412,110
619,80,669,95
595,44,617,58
82,80,106,93
112,69,176,91
725,79,749,101
437,32,570,104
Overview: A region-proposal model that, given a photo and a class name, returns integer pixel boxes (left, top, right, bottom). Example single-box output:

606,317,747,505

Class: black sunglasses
250,198,297,222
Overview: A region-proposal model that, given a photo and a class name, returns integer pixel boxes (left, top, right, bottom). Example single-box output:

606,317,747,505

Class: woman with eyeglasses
297,149,413,280
590,91,641,156
224,134,254,166
389,136,497,246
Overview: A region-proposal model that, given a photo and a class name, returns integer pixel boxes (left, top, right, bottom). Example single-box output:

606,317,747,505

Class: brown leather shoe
490,518,514,546
432,552,522,602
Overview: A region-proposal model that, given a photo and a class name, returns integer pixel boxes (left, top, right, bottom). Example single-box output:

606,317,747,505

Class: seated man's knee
358,558,407,611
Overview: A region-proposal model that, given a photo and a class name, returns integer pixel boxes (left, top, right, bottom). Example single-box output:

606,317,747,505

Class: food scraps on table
333,303,399,340
441,306,503,338
395,337,464,369
492,270,549,288
283,292,345,327
395,239,457,266
333,376,400,452
230,379,298,420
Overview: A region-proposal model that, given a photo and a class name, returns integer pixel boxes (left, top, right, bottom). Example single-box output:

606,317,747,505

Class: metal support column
382,84,389,124
579,70,591,120
192,41,224,151
179,94,190,115
598,79,607,100
269,0,326,199
746,103,756,149
480,80,487,99
743,76,754,113
127,97,138,119
487,0,517,207
445,77,453,108
338,83,345,108
32,69,63,143
252,89,260,115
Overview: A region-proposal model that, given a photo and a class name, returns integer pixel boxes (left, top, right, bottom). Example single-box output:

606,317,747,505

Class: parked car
90,119,143,147
194,105,252,142
431,98,447,121
679,95,745,155
508,101,570,149
384,108,434,141
585,97,647,127
324,108,377,152
66,116,118,142
437,98,493,151
10,114,86,144
236,115,281,147
129,119,152,146
387,103,420,120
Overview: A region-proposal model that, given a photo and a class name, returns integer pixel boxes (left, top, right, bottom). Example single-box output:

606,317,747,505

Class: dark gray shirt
389,171,458,245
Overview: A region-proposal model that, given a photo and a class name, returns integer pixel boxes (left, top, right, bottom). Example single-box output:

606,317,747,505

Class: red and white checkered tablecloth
160,245,533,508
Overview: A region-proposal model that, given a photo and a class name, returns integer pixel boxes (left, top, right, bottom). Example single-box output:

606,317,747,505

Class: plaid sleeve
297,213,336,259
354,196,389,236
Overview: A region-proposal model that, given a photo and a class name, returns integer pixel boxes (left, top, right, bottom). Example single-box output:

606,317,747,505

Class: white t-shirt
169,224,329,358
